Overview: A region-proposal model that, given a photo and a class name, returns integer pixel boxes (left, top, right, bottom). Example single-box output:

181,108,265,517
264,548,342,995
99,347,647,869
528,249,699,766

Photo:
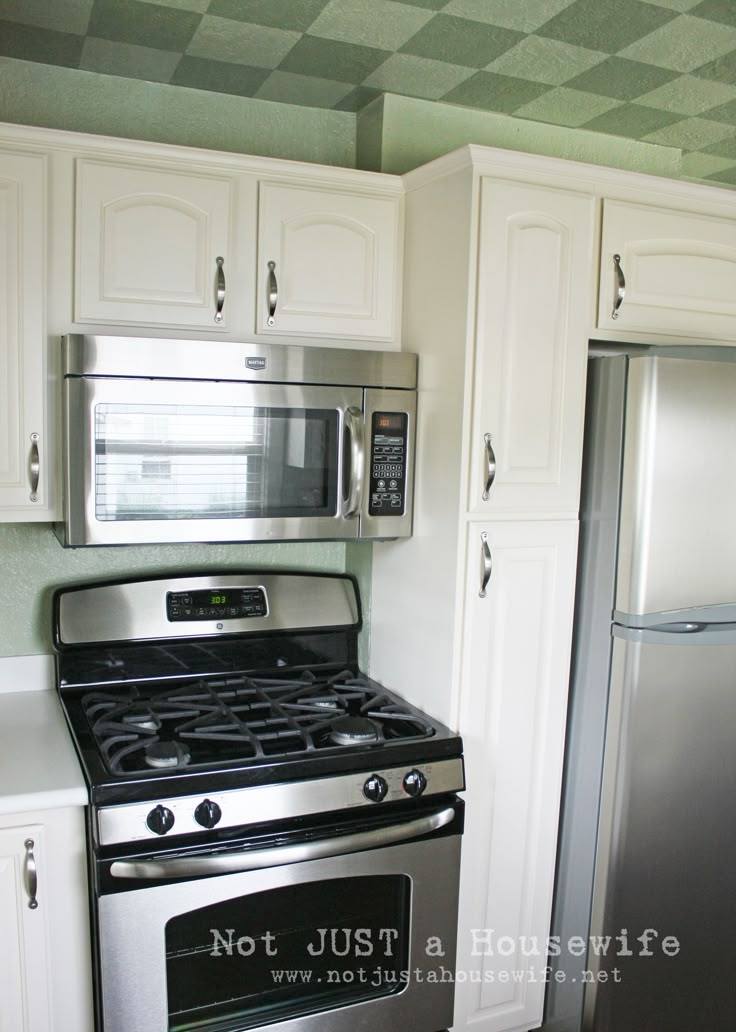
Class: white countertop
0,655,88,816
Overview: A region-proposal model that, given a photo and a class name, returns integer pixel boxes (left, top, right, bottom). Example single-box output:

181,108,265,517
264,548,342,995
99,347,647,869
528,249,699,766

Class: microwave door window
93,403,339,521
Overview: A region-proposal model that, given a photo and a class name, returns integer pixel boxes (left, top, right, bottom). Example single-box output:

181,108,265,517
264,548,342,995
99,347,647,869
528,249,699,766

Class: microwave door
60,377,364,546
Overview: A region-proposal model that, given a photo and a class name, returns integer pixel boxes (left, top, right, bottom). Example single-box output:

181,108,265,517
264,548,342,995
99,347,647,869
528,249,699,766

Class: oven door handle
109,805,456,880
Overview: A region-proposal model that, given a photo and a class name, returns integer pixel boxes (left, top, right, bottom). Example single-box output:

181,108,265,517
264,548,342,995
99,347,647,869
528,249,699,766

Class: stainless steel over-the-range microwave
57,335,417,547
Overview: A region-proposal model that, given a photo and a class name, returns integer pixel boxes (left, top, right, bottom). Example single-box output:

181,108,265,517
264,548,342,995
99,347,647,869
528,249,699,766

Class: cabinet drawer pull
267,260,278,326
482,433,496,500
24,838,38,909
29,433,40,502
479,532,492,598
612,253,625,319
214,256,225,323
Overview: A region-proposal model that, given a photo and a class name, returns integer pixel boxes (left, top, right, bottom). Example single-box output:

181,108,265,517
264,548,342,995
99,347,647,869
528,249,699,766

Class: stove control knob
146,804,175,836
194,798,222,829
403,768,427,798
363,774,388,802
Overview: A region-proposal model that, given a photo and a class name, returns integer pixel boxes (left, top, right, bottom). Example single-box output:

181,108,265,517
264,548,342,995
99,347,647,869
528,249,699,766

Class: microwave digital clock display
166,587,268,622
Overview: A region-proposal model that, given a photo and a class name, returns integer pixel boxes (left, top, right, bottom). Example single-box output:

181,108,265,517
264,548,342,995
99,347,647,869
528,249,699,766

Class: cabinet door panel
469,180,594,517
454,520,578,1032
598,199,736,340
75,160,233,329
257,181,399,343
0,825,50,1032
0,150,47,515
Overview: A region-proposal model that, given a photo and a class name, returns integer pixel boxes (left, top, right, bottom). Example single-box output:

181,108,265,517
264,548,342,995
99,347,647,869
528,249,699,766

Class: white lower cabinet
0,809,92,1032
453,520,578,1032
0,823,50,1031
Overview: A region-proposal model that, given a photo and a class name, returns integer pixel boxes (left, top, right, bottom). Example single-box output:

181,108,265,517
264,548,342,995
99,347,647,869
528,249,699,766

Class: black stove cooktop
53,573,463,806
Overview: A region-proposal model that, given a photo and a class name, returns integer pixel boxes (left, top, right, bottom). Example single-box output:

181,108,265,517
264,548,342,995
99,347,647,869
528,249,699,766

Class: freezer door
585,629,736,1032
616,354,736,617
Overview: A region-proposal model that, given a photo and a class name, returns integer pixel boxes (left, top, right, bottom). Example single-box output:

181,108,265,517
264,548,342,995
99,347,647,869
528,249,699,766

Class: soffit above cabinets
3,1,736,186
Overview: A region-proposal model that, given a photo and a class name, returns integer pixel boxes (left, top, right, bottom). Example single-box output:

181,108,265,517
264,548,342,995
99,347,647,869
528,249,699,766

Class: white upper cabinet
597,198,736,341
75,159,234,330
0,149,49,516
468,178,595,518
256,181,401,344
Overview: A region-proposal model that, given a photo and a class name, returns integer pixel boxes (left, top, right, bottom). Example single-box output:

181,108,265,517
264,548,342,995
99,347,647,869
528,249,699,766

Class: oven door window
93,403,339,521
164,874,410,1031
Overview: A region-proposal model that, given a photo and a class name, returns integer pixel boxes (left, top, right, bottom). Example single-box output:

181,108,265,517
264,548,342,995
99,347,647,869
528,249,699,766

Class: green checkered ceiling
3,0,736,183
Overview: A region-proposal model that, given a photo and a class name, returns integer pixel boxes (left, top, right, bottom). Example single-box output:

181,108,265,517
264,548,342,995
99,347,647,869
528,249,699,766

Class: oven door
61,375,364,546
96,801,462,1032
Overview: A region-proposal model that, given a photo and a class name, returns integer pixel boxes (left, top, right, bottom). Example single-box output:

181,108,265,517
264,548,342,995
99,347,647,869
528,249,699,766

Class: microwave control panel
368,412,408,517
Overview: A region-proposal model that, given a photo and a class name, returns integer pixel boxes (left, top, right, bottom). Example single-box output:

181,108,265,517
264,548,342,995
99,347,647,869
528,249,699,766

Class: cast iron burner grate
82,669,435,776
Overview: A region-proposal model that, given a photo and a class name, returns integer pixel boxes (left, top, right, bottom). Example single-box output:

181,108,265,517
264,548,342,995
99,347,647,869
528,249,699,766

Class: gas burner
328,715,381,746
144,740,191,770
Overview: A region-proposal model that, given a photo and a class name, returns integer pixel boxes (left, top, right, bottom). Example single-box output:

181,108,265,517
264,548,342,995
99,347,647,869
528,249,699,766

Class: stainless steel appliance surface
543,346,736,1032
57,335,417,547
54,572,464,1032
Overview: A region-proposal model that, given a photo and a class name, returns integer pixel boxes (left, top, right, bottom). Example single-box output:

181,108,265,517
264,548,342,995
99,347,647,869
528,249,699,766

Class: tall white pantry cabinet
370,148,596,1032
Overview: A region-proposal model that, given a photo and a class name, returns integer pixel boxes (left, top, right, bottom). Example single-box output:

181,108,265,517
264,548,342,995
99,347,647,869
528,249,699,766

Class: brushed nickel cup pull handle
612,253,625,320
24,838,38,909
267,260,278,326
214,256,225,323
482,433,496,500
29,433,40,502
479,532,492,598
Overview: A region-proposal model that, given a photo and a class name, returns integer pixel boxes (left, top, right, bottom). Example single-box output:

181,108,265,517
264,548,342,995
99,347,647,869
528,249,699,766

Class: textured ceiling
2,0,736,182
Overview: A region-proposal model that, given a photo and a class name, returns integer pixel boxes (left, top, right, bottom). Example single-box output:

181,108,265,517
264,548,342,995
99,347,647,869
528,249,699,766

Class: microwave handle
343,406,365,518
109,805,456,880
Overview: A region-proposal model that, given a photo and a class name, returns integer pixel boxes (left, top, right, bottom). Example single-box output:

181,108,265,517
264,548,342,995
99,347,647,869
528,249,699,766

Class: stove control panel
96,757,465,845
368,412,408,517
167,586,268,622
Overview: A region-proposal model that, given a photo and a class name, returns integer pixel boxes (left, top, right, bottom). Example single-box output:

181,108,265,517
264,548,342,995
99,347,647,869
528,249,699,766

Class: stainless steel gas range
53,572,465,1032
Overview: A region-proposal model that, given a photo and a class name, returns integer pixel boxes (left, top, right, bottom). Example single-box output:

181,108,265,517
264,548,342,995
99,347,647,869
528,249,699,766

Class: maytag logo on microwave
245,356,267,371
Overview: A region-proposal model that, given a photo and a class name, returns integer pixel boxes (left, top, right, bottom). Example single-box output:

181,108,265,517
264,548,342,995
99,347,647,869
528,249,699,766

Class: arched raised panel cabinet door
468,179,594,517
0,150,49,516
597,198,736,340
256,181,400,343
453,520,578,1032
0,824,50,1031
75,159,233,329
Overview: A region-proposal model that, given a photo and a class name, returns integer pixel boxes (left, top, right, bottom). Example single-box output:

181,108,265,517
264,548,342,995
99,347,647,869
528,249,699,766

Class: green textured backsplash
0,524,372,661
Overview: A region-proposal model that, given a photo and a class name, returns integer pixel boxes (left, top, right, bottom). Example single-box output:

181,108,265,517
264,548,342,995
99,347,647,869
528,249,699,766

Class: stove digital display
166,587,268,622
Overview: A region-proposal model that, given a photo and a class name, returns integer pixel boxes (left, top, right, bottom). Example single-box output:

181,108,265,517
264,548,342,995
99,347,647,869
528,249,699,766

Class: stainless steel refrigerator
542,346,736,1032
